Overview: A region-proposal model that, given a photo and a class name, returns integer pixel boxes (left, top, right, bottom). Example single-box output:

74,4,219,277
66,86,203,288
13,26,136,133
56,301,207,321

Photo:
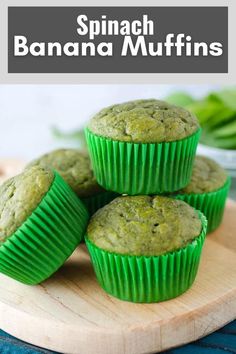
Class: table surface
1,177,236,354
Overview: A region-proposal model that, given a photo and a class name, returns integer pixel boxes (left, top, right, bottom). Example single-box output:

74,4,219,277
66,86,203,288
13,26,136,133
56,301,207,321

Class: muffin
0,166,89,284
85,99,201,195
86,195,207,303
173,156,230,233
27,149,118,215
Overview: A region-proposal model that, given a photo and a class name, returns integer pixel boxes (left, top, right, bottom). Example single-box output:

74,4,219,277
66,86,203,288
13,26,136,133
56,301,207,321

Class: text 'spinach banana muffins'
28,149,118,215
85,99,201,195
0,166,89,285
85,195,207,303
173,156,230,233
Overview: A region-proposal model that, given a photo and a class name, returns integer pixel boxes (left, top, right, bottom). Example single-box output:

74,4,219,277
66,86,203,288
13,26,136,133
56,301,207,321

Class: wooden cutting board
0,163,235,354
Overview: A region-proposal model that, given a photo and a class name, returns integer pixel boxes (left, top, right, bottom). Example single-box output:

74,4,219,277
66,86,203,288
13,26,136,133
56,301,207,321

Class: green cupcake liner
82,191,119,216
85,128,201,195
173,177,231,234
85,211,207,303
0,172,89,285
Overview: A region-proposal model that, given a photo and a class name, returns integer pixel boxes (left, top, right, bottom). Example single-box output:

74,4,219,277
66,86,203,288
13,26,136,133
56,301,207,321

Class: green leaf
187,100,222,125
212,119,236,138
208,88,236,110
165,92,195,107
51,126,87,149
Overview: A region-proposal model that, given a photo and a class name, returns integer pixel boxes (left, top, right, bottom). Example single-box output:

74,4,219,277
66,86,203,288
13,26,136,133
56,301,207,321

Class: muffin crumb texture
0,166,54,244
88,99,199,143
87,195,202,256
179,156,228,194
28,149,103,197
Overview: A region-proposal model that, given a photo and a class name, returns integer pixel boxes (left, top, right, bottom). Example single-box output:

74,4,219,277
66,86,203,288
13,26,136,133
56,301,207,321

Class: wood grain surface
0,199,235,354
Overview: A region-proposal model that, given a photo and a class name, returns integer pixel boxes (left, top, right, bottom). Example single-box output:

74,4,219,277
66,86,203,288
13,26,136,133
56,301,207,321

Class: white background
0,84,221,161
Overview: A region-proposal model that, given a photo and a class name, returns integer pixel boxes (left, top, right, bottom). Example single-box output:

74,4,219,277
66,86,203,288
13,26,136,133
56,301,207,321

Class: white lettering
121,36,147,56
14,36,28,56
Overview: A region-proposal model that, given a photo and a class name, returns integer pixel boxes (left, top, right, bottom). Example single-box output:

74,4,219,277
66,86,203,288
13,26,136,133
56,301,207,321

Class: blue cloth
0,330,54,353
1,321,236,353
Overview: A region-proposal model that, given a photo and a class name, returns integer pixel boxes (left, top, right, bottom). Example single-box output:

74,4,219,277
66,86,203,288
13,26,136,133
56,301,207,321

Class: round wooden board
0,201,236,354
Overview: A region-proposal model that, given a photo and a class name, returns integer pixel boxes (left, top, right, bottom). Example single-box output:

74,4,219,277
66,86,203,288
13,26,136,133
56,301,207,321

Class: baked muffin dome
28,149,103,198
87,195,202,256
88,99,199,143
0,166,53,244
179,156,228,194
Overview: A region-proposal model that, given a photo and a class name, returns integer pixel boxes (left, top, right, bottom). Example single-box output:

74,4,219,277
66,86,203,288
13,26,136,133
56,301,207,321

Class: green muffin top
0,166,54,245
87,195,202,256
27,149,103,198
178,156,228,194
88,99,200,143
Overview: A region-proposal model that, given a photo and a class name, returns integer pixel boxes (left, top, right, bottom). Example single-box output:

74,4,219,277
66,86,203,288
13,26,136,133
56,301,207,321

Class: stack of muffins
0,99,230,303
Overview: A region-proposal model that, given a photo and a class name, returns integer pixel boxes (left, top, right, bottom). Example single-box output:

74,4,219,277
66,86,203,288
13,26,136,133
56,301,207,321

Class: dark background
8,7,228,73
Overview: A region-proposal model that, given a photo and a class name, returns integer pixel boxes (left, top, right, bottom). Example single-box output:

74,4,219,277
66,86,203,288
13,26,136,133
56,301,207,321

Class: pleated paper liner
85,128,201,195
82,190,119,216
173,177,231,234
0,172,89,285
86,211,207,303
